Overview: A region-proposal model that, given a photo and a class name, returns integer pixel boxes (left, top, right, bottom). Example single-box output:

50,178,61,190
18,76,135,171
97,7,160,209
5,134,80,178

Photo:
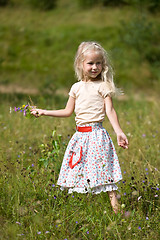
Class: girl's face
82,51,103,80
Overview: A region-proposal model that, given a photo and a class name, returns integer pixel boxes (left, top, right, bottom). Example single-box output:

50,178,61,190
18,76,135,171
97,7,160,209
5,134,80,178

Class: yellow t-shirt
69,80,113,126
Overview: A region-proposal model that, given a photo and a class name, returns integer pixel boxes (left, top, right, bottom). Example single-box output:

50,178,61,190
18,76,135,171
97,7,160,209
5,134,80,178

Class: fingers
118,137,129,149
30,109,40,117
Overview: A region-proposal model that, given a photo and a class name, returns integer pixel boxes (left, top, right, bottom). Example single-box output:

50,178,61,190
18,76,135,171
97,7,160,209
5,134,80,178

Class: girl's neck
82,74,101,82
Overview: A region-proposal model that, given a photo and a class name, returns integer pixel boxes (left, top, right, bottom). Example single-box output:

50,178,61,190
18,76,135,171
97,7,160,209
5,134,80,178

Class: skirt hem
60,183,118,194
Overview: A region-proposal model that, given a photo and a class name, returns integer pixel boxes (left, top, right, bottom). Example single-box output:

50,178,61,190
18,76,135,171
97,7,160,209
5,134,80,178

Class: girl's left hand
117,132,129,149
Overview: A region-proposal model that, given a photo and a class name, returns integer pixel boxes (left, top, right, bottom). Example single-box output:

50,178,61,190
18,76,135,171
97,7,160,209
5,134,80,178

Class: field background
0,0,160,239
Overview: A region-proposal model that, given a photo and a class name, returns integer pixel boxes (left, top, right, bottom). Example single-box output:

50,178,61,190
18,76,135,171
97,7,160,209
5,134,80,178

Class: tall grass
0,94,160,239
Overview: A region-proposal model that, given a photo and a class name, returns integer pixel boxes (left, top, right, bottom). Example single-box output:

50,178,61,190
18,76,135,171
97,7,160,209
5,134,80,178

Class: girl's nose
92,64,97,69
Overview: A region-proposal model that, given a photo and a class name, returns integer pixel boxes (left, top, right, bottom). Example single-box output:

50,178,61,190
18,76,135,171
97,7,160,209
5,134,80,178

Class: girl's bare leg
107,190,120,213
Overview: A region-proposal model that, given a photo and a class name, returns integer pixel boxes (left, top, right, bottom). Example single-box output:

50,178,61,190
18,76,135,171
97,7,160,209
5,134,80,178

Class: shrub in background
28,0,57,11
0,0,9,6
78,0,97,8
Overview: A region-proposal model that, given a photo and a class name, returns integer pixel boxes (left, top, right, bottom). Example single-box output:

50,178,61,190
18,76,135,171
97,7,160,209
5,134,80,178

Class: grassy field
0,1,160,239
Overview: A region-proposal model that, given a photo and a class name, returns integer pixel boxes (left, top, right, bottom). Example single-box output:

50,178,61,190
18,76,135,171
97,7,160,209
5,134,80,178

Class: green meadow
0,0,160,239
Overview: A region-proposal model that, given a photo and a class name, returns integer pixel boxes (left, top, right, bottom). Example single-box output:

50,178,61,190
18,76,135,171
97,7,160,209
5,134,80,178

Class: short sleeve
69,83,76,98
98,82,112,98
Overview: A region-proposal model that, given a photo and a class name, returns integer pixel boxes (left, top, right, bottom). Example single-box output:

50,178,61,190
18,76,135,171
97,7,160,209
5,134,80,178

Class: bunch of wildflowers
14,104,35,118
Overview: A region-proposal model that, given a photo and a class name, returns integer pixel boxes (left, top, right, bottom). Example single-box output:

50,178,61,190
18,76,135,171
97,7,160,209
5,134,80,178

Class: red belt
69,126,92,169
76,126,92,132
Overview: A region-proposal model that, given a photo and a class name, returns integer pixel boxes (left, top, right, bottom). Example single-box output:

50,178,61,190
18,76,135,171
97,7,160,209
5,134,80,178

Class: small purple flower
86,231,89,234
142,134,146,137
17,107,20,110
23,110,26,116
157,188,159,191
76,221,78,224
45,231,49,234
37,232,41,234
52,184,55,187
146,217,149,220
72,195,74,198
54,196,56,199
124,171,126,174
32,164,34,167
15,107,17,112
16,221,21,225
145,168,148,171
138,226,141,230
124,193,126,196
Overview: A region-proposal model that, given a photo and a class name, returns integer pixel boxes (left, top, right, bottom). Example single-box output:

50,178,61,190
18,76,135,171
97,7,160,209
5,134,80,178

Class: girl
31,41,128,213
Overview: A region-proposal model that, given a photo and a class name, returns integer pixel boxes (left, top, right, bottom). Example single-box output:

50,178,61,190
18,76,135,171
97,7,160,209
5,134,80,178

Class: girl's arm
104,96,128,149
31,96,75,118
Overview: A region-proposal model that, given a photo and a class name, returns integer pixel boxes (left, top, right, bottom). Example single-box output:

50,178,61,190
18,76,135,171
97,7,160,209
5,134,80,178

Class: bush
77,0,97,8
101,0,126,6
0,0,9,6
28,0,57,11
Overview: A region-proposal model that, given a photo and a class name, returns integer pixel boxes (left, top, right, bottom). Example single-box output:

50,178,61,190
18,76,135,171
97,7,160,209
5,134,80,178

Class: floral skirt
57,123,122,194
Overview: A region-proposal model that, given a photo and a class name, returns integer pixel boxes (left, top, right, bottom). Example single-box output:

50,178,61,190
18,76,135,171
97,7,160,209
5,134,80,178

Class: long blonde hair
74,41,121,96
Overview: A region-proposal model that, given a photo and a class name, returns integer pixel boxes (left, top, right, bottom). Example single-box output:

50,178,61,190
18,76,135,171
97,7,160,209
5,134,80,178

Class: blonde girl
31,41,128,213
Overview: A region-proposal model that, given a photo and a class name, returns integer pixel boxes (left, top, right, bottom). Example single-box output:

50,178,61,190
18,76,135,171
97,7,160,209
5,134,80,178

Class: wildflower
37,232,41,234
124,211,131,218
76,221,78,224
138,226,141,230
142,134,146,137
132,191,138,196
145,168,148,171
121,204,125,208
45,231,50,234
52,184,55,187
138,196,142,201
16,221,21,225
124,171,126,174
72,195,74,198
86,231,89,234
32,164,34,167
124,193,126,196
157,188,159,191
146,217,149,220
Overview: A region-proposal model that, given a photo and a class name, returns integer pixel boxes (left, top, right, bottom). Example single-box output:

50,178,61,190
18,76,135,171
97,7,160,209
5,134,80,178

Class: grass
0,93,160,239
0,1,160,92
0,1,160,239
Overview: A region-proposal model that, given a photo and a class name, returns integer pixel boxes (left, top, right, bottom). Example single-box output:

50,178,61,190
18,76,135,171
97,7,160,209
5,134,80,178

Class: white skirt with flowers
57,123,122,194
